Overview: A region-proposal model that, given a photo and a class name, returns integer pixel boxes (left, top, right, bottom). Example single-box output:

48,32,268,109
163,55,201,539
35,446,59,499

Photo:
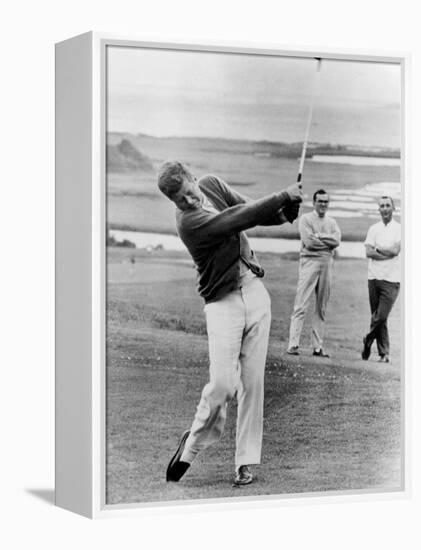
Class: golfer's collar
201,196,217,212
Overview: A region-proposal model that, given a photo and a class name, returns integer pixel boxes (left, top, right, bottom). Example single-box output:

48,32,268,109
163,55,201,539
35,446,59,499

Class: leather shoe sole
166,430,191,482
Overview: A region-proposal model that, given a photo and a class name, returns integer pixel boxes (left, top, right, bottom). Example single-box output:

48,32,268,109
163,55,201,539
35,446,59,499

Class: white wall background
1,0,419,548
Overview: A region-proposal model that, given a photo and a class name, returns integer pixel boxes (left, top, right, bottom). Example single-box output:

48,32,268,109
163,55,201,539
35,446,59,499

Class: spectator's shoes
361,337,371,360
166,430,191,482
378,355,390,363
313,348,330,358
287,346,299,355
234,465,253,486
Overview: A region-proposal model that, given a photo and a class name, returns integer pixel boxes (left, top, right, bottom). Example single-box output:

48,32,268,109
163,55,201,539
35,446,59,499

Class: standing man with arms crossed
287,189,341,357
362,196,401,363
157,161,302,486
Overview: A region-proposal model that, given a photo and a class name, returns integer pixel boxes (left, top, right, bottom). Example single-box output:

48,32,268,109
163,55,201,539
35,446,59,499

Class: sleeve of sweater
180,190,291,245
200,175,288,227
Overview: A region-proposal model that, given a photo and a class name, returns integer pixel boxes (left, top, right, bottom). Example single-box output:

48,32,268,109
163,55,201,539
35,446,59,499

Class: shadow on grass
25,488,55,505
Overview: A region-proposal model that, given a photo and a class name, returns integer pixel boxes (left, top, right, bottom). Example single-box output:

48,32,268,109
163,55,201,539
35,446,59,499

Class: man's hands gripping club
283,182,303,223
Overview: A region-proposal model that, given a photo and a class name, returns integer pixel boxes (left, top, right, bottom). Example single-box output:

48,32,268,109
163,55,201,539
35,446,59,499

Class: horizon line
107,130,401,152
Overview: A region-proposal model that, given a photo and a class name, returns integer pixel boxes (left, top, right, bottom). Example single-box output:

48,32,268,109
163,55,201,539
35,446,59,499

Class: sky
107,46,401,149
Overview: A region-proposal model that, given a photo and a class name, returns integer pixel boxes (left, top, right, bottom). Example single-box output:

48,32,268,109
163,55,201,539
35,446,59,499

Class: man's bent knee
204,381,235,406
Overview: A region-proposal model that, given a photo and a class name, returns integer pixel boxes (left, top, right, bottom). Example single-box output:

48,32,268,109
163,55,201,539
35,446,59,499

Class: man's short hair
313,188,328,202
379,195,395,208
157,161,194,198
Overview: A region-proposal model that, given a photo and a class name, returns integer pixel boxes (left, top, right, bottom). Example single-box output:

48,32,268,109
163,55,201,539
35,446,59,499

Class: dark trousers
366,279,400,356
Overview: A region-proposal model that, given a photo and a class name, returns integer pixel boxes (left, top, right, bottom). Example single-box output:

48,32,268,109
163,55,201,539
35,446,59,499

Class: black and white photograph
5,0,421,545
105,44,402,505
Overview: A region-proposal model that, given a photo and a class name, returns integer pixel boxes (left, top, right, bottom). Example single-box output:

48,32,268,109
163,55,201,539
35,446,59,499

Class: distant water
320,181,402,220
110,230,366,259
310,155,400,167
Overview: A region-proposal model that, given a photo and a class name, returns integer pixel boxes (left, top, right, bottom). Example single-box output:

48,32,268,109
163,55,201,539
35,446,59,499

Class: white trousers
181,272,271,468
288,256,333,349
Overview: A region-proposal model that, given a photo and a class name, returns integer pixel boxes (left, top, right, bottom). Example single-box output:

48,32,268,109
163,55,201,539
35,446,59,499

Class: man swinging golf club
158,162,302,486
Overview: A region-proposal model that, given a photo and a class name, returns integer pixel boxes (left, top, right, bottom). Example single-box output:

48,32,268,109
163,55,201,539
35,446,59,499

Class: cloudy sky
107,46,401,148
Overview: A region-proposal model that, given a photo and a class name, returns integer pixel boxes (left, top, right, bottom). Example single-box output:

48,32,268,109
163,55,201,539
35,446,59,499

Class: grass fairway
106,248,401,505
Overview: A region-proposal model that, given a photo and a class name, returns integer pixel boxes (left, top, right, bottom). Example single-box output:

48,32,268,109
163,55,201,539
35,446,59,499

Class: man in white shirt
362,196,401,363
287,189,341,357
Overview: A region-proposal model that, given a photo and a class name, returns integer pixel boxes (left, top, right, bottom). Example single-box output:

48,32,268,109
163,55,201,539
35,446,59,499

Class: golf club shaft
297,58,322,185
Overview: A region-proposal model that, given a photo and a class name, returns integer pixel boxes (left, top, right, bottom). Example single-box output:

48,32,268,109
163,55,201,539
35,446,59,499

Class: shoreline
108,131,401,157
109,229,366,259
108,224,368,243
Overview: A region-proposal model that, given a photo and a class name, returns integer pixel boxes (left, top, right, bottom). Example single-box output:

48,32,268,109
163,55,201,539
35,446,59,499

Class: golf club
284,57,322,222
297,57,322,185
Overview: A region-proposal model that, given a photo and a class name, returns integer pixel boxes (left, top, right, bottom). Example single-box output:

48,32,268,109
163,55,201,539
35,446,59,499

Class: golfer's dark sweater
176,175,291,303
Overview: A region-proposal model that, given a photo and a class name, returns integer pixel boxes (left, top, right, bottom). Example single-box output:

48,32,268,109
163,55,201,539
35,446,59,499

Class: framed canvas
55,32,410,518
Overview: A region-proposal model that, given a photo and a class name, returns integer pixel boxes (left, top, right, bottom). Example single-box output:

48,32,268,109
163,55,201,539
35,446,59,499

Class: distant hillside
107,132,400,161
107,138,154,172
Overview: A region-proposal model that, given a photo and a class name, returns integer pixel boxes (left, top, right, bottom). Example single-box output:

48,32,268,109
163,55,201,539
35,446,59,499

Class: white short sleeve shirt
364,219,401,282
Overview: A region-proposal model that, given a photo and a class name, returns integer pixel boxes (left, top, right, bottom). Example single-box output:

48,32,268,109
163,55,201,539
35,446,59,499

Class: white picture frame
55,31,410,518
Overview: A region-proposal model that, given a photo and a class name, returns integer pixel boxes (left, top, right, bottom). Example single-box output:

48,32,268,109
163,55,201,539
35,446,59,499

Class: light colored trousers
288,256,333,349
181,272,271,468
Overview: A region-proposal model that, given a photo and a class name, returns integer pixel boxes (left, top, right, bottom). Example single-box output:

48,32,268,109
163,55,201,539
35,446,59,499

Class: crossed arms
299,216,341,251
365,242,401,261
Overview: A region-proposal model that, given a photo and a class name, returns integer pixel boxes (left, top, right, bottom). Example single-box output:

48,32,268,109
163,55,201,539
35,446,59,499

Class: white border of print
57,32,411,519
99,35,411,516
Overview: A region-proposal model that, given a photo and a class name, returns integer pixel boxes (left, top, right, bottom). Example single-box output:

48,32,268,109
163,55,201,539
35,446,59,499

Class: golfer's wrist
276,190,291,205
284,189,301,203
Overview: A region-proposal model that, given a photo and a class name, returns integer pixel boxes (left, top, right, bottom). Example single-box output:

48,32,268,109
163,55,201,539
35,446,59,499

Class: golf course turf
105,247,402,505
